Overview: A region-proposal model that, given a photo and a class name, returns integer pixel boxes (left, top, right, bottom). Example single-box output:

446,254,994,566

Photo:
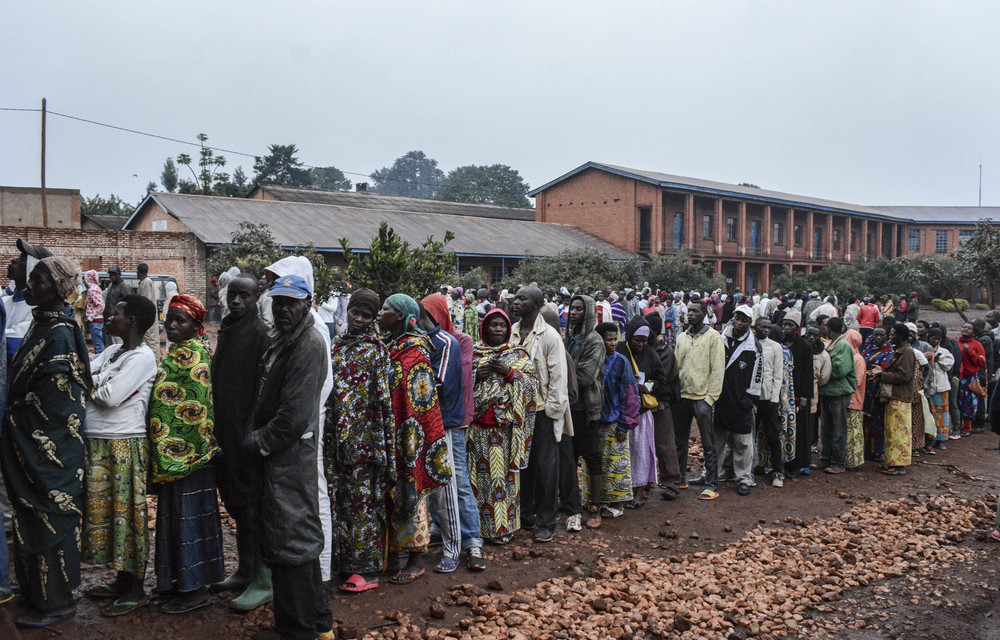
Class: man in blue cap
244,274,333,640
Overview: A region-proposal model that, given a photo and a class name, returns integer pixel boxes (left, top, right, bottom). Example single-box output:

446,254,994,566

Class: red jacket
856,305,880,329
958,337,986,379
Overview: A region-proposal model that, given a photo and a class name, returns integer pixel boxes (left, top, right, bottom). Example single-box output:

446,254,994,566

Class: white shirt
84,344,158,439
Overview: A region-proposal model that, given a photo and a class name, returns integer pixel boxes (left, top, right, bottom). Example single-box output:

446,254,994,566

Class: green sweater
819,335,857,397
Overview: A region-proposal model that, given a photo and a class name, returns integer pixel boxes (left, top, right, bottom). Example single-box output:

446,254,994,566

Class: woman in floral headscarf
149,294,224,613
377,294,452,584
1,256,91,627
83,269,106,354
467,308,536,544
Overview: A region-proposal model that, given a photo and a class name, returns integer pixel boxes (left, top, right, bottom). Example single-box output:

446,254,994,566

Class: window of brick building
850,230,857,251
673,212,683,250
907,229,921,252
935,230,948,253
639,207,652,253
773,222,783,245
703,215,712,240
727,217,737,241
960,230,974,246
794,224,803,247
833,229,841,250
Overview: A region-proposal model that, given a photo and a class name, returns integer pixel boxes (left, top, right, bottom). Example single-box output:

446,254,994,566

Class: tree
81,193,134,217
457,267,489,292
253,143,312,187
370,151,444,198
898,254,970,321
145,181,158,194
642,249,724,294
339,222,456,299
177,133,228,195
738,182,761,189
952,219,1000,307
161,158,179,193
436,164,531,208
506,248,638,292
206,222,285,280
309,166,352,191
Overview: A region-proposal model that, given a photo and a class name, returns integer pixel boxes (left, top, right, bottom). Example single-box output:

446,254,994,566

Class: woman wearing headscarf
377,294,452,584
924,328,954,449
609,293,627,335
324,289,395,592
862,327,893,460
84,269,106,354
467,308,536,544
709,294,724,332
150,294,224,613
957,322,986,437
1,256,91,627
617,316,667,507
870,324,915,475
844,329,867,470
463,291,480,342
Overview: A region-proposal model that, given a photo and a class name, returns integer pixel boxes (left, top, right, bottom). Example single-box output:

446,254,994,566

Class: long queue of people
3,238,1000,639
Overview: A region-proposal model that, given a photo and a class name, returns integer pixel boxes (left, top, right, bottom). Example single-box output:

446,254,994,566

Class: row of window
671,212,972,254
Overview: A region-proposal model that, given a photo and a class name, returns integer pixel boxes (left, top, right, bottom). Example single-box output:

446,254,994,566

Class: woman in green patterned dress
1,256,91,628
149,294,224,613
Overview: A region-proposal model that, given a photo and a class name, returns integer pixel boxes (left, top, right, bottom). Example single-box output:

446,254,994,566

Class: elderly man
244,274,332,640
512,286,569,543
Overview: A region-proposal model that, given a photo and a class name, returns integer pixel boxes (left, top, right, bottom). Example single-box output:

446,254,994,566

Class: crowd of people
1,240,999,639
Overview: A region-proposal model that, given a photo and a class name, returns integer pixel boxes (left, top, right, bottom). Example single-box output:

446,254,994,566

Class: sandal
434,558,459,574
881,467,906,476
585,506,602,529
624,500,641,509
15,606,76,628
389,568,425,585
161,597,213,614
698,489,719,500
85,583,122,600
102,596,151,617
339,574,379,593
990,530,1000,542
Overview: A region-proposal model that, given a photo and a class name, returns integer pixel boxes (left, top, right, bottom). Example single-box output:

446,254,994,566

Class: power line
0,105,446,188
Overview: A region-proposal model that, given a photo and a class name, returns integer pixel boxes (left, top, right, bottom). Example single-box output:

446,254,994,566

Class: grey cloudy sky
3,1,999,208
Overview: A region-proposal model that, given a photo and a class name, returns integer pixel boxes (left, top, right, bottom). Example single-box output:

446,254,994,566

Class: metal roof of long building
128,193,634,259
529,162,1000,224
254,184,535,221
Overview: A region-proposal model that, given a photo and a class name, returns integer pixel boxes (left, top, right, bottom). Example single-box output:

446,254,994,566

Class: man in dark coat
244,274,332,640
211,273,272,610
782,311,815,477
645,313,682,500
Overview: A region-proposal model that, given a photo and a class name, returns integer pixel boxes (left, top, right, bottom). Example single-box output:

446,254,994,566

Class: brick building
0,186,205,299
529,162,999,293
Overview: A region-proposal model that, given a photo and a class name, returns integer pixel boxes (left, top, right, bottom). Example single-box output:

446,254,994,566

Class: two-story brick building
529,162,999,293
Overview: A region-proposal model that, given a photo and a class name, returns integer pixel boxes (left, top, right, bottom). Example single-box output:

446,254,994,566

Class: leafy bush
975,303,989,310
931,298,969,312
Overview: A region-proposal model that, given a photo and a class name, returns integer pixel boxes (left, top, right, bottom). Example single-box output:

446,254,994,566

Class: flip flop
15,607,76,628
85,584,122,600
161,597,213,614
698,489,719,500
102,597,151,617
434,559,459,574
389,568,425,585
990,530,1000,542
339,574,379,593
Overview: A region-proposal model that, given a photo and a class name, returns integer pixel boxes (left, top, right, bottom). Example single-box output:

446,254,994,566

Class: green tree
898,254,970,321
161,158,179,193
309,166,352,191
643,249,724,294
81,193,134,217
457,267,489,292
952,219,1000,307
253,143,312,187
293,244,345,304
507,248,638,292
339,222,456,299
371,150,444,198
177,133,228,195
145,181,158,194
206,222,285,281
436,164,531,208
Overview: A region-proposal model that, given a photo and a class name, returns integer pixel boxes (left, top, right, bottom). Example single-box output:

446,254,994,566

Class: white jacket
758,337,784,403
511,313,571,441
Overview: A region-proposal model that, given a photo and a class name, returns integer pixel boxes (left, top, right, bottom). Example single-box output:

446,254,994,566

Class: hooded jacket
714,323,762,433
565,295,604,422
422,293,474,425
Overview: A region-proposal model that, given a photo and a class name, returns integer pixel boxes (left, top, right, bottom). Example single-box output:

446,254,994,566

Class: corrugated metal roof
131,193,634,259
529,162,920,222
256,184,535,221
869,206,1000,224
81,213,129,229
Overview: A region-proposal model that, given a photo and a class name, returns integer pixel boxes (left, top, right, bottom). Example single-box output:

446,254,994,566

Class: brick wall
535,168,638,251
0,226,207,302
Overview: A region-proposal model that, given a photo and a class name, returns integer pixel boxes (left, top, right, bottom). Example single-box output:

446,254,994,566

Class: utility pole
40,97,48,226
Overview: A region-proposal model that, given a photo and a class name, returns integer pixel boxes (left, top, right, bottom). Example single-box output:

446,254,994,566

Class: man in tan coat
135,263,160,360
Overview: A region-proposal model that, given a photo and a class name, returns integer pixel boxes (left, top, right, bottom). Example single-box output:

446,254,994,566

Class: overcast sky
3,1,999,208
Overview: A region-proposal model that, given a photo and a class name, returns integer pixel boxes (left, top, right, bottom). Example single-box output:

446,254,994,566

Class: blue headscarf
386,293,423,333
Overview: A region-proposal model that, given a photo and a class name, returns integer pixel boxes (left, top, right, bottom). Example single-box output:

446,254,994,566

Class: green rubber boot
228,565,273,612
211,528,254,593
